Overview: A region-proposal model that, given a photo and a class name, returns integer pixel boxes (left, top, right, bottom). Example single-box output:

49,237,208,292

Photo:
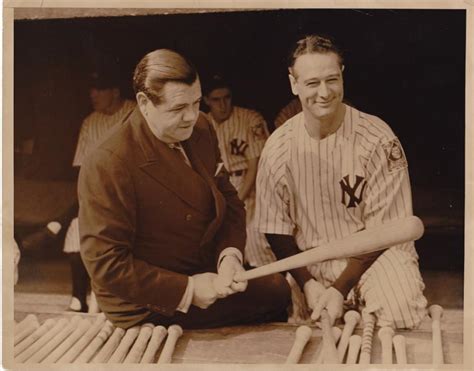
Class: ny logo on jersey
339,175,367,208
230,138,248,156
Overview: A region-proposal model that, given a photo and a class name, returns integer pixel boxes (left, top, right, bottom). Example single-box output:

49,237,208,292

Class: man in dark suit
78,49,291,329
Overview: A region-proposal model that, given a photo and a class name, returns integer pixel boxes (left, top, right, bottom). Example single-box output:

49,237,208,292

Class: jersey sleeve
245,110,269,160
254,141,295,235
363,135,413,227
72,118,90,167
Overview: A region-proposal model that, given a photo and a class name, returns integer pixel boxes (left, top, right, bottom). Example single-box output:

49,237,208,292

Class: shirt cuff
176,276,194,313
217,247,243,269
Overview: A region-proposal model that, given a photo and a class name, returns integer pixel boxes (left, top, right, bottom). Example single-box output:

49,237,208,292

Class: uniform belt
229,169,245,177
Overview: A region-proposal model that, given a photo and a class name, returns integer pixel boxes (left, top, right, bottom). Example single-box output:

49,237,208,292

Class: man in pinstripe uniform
63,69,136,312
204,76,276,267
255,35,427,329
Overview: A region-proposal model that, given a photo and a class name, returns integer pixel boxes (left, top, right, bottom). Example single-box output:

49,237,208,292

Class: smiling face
137,79,202,143
289,52,344,123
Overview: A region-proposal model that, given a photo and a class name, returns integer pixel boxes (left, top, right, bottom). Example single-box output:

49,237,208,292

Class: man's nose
183,105,198,122
218,99,227,111
318,82,330,98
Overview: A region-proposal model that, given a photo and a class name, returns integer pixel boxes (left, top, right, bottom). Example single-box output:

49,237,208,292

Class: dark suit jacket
78,107,246,328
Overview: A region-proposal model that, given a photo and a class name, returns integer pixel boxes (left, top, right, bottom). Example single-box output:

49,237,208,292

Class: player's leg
356,243,428,329
64,217,90,312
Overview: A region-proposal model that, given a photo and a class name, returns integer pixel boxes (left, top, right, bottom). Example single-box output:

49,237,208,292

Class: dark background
13,8,465,270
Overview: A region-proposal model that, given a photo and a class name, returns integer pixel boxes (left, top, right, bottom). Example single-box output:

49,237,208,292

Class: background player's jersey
207,106,269,173
73,100,136,166
255,104,414,252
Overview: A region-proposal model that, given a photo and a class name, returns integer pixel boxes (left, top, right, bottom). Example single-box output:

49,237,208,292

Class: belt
229,169,245,177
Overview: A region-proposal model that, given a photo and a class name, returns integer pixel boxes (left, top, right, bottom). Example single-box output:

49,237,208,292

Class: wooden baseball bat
359,312,376,364
26,316,81,363
15,318,68,362
429,304,444,364
123,323,155,363
41,318,91,363
91,326,126,363
346,335,362,364
337,310,361,362
74,320,114,363
140,325,167,363
378,326,394,364
393,334,407,364
14,318,55,357
14,319,40,345
321,310,340,364
108,325,140,363
314,326,342,364
58,313,106,363
285,325,312,364
157,324,183,364
15,315,39,345
234,216,424,282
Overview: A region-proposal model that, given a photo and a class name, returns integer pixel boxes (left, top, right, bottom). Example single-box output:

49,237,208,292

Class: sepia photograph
3,1,472,368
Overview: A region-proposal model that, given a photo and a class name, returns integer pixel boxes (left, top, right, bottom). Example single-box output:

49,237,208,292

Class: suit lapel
183,132,226,246
135,112,210,213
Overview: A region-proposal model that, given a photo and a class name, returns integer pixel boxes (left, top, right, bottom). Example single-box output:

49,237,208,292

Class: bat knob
429,304,443,321
344,310,361,326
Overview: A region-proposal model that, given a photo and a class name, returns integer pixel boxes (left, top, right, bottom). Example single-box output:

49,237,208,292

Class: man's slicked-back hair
288,34,344,75
133,49,198,105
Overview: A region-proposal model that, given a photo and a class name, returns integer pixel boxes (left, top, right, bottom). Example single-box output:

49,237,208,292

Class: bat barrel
234,216,424,282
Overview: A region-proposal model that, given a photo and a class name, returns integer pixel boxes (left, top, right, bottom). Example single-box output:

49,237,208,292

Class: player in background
255,34,427,329
203,76,275,268
63,66,136,312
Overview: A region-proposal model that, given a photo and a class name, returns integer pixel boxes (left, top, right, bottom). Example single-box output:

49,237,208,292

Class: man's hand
191,272,220,309
214,255,248,297
310,286,344,325
303,278,326,315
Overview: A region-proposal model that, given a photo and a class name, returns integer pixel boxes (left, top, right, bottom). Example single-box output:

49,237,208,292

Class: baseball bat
234,216,424,282
429,304,444,364
285,325,312,364
321,310,340,364
337,310,361,362
108,325,140,363
313,327,342,364
393,334,407,364
140,325,167,363
157,324,183,364
378,327,394,364
123,323,154,363
346,335,362,364
359,312,376,364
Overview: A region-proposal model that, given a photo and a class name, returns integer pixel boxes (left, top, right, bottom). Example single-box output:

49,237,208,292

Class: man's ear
288,73,298,96
136,92,148,109
112,87,120,99
341,65,345,73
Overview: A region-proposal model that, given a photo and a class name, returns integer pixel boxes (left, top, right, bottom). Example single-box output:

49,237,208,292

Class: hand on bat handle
310,287,344,325
303,279,325,315
214,255,248,298
191,273,220,309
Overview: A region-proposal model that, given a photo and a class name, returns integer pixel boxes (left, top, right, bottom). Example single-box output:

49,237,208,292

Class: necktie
169,142,192,167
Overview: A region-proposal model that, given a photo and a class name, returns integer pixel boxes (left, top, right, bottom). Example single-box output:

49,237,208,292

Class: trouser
140,273,291,329
68,252,90,310
309,243,428,329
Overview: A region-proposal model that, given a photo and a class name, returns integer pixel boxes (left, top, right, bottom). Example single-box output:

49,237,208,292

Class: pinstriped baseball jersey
256,103,413,250
256,103,427,328
207,105,275,266
73,99,136,166
207,106,269,173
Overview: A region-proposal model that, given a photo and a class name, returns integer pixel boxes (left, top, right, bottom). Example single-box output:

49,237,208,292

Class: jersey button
185,214,192,221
